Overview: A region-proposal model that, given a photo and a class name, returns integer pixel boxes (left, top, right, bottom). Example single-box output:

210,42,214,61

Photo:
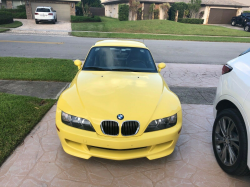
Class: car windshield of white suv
83,47,158,73
36,8,50,12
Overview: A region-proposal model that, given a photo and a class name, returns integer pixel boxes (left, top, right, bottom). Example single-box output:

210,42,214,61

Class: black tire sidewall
212,109,248,175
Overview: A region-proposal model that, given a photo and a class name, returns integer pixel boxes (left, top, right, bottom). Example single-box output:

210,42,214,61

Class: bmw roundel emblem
117,114,124,120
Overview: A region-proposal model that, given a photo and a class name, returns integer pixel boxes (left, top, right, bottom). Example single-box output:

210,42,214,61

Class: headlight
61,111,95,132
145,114,177,132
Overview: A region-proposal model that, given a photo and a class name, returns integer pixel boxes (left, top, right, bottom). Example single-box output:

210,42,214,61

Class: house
1,0,80,21
102,0,249,24
234,0,250,11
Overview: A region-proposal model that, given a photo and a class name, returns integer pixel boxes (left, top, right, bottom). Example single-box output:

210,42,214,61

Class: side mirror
74,59,82,70
158,62,166,72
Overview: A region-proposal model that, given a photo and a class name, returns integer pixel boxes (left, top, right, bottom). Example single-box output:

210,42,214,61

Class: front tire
212,109,249,176
231,20,236,26
244,25,250,32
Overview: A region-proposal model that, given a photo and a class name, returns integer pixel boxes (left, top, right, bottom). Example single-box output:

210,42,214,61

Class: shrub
17,4,26,10
0,12,13,24
188,0,201,18
71,15,101,22
82,0,103,8
178,18,204,24
243,11,250,13
0,6,27,19
130,0,140,21
149,3,154,19
118,4,129,21
169,2,188,21
154,9,159,19
12,12,27,19
76,2,83,16
161,3,171,20
199,11,204,19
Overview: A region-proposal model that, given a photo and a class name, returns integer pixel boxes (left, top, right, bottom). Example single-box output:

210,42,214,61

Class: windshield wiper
83,66,109,71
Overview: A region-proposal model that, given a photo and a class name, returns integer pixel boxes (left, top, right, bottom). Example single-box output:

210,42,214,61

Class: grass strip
0,57,78,82
0,92,56,166
71,31,250,43
71,17,250,37
0,21,23,28
0,28,9,33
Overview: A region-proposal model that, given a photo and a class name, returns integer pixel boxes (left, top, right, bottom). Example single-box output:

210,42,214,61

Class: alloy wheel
245,26,249,31
214,117,239,166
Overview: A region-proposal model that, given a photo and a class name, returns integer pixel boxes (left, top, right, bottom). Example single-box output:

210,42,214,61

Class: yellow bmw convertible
56,40,182,160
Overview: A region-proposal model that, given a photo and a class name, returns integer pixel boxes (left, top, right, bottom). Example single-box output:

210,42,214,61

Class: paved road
0,33,249,64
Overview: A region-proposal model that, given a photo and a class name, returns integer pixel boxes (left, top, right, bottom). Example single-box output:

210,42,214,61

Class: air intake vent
101,121,119,136
121,121,140,136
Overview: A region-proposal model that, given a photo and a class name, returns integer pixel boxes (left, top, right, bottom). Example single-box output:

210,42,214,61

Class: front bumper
56,109,182,160
36,19,54,22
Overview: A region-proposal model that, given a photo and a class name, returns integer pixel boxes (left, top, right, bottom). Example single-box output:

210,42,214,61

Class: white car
35,7,57,24
213,48,250,175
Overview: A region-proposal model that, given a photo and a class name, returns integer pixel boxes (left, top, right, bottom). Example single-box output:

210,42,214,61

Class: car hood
58,71,181,136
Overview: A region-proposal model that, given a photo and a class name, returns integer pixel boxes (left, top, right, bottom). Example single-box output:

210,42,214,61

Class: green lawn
0,92,56,166
71,31,250,43
0,57,78,82
0,28,9,33
0,21,23,28
71,17,250,37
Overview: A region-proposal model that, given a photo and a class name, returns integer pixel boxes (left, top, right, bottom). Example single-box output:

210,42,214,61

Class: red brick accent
25,0,32,19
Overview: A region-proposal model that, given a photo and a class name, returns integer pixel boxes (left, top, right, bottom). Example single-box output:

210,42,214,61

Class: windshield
83,47,158,73
243,13,250,17
36,8,50,12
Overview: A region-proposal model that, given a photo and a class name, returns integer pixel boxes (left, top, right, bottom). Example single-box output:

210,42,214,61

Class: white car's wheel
212,109,249,176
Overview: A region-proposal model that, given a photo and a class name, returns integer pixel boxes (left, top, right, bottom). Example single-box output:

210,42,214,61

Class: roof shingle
102,0,248,7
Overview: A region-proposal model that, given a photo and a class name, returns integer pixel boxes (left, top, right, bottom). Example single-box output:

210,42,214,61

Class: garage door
31,2,71,21
208,8,237,24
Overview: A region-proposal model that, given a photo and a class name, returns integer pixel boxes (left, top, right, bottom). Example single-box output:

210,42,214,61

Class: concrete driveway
0,62,250,186
1,104,250,187
210,24,244,31
8,19,71,35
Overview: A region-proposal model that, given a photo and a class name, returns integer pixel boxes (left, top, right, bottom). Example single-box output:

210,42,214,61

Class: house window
12,0,25,9
0,0,7,9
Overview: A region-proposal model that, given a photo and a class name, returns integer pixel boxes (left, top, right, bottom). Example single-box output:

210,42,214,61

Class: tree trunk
82,1,84,14
175,10,178,22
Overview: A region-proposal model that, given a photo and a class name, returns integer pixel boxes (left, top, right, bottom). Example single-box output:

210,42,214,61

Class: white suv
213,48,250,176
35,7,57,24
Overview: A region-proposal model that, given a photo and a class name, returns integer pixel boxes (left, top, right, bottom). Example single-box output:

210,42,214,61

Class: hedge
169,2,188,21
0,5,27,19
0,12,13,24
178,18,204,24
243,11,250,13
71,15,101,22
118,4,129,21
12,12,27,19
